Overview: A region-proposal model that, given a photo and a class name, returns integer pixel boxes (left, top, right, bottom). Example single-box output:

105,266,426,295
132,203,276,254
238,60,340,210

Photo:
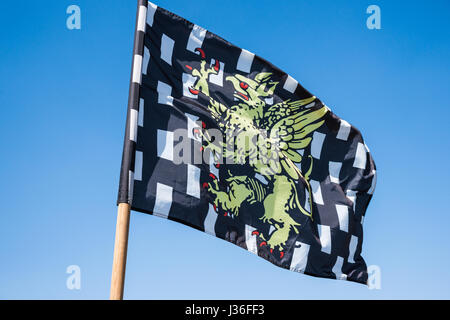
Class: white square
128,170,134,201
348,235,358,263
346,190,357,213
182,73,198,99
304,101,315,109
153,183,173,218
186,164,201,199
290,242,310,273
304,188,311,213
134,150,143,181
245,224,258,255
147,2,157,27
138,98,144,127
142,46,150,75
185,113,201,142
283,75,298,93
157,129,173,161
160,34,174,65
264,97,273,105
254,173,268,185
309,180,324,205
336,119,351,140
157,81,173,106
236,49,254,73
368,170,377,195
335,204,349,232
209,59,224,86
318,224,331,254
186,25,207,53
204,204,218,236
329,161,342,184
311,132,326,159
332,256,347,280
353,142,367,169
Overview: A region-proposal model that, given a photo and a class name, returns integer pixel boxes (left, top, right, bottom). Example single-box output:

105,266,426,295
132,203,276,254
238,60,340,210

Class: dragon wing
261,96,328,180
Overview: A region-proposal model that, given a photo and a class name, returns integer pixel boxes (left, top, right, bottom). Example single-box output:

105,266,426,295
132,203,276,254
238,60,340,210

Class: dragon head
184,50,279,123
226,72,278,120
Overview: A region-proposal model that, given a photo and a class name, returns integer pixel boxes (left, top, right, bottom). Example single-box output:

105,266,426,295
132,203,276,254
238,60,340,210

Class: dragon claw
195,47,206,59
251,230,259,236
213,204,218,212
202,182,209,189
270,249,273,253
259,241,267,247
193,128,202,140
209,173,217,180
213,59,220,72
280,252,284,259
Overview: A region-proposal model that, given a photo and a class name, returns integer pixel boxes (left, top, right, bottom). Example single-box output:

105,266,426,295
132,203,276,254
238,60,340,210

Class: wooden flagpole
110,0,148,300
110,203,131,299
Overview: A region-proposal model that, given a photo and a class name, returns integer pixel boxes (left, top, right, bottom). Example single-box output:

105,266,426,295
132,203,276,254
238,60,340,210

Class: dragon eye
240,82,249,90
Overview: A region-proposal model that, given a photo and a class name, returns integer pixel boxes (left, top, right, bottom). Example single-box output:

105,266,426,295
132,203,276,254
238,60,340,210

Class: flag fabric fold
118,0,376,285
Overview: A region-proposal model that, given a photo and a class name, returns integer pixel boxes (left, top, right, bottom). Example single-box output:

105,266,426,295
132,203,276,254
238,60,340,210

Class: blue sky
0,0,449,299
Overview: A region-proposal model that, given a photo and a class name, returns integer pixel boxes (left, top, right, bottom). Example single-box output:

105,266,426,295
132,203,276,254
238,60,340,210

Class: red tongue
189,87,199,95
237,92,249,101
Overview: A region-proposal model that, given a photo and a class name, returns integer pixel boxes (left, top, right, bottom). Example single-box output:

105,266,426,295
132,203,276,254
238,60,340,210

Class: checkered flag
118,0,376,285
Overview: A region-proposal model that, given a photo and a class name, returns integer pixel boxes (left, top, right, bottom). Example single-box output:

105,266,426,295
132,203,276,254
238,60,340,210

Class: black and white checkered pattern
118,0,376,285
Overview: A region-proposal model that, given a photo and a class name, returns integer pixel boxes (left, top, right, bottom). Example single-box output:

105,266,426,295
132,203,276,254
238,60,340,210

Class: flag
118,0,377,285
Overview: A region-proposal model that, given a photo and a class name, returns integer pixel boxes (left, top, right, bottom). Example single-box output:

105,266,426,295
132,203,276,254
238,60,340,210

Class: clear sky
0,0,449,299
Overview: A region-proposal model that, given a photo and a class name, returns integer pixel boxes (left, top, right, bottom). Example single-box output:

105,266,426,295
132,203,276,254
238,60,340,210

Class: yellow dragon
186,49,328,258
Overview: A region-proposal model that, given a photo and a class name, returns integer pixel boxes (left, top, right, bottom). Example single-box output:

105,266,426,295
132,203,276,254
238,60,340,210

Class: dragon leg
203,175,253,217
261,175,300,253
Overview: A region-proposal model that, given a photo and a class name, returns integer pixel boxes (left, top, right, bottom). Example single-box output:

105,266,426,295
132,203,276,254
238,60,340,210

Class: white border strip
126,2,148,204
129,109,138,142
137,5,147,32
132,54,143,84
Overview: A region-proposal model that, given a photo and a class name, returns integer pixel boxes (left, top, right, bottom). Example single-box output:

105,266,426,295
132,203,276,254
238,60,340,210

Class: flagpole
111,0,148,300
110,203,131,300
